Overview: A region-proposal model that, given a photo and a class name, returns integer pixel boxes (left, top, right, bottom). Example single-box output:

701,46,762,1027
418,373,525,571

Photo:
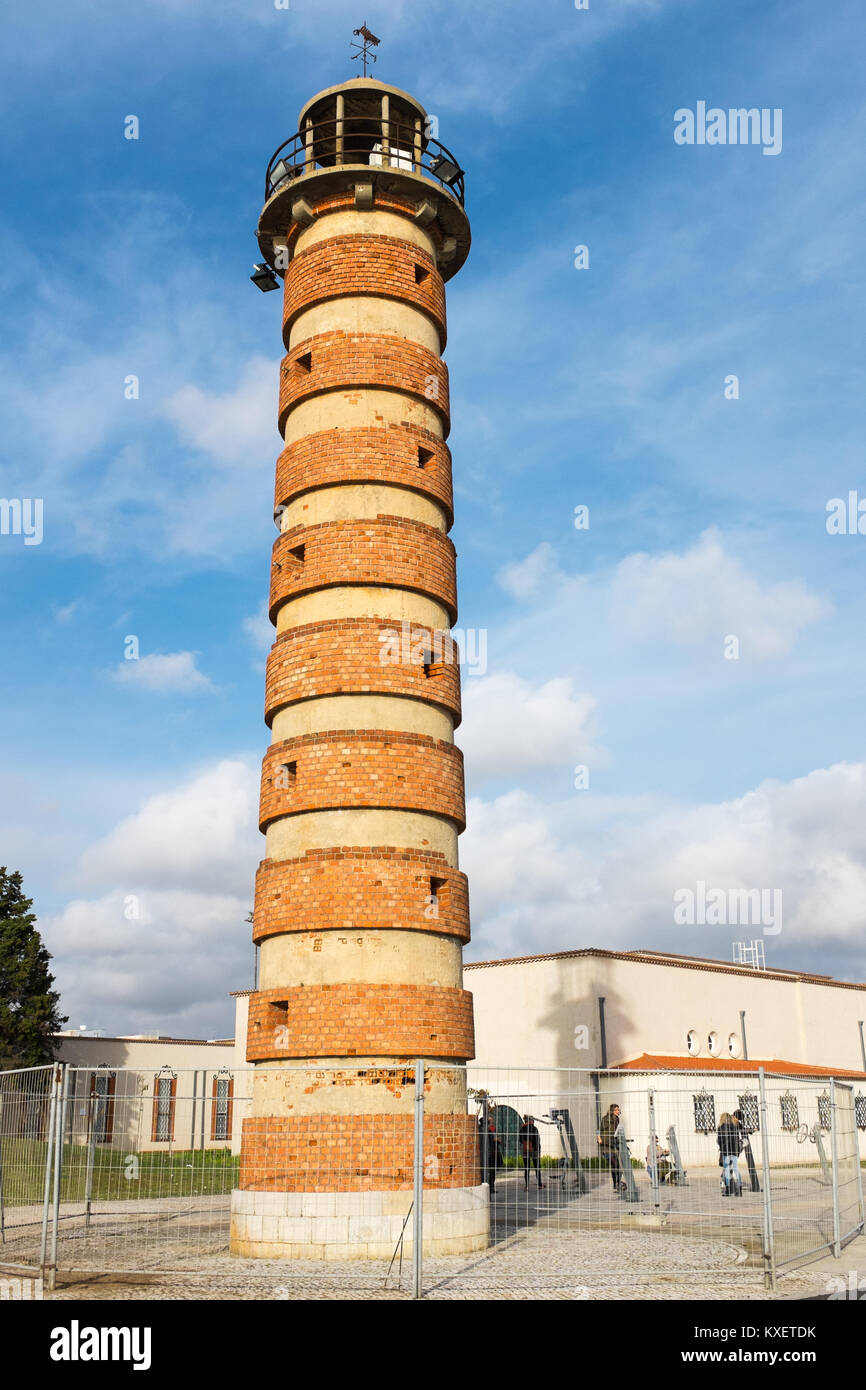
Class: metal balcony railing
264,118,466,205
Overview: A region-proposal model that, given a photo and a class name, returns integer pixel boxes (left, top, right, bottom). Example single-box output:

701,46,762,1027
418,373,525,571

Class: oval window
687,1029,700,1056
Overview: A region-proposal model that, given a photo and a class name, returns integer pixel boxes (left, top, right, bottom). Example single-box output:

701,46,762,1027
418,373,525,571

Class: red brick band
264,618,461,727
253,851,470,943
274,424,453,525
259,731,465,830
282,236,447,350
278,333,450,435
269,517,458,625
246,983,475,1061
238,1112,480,1192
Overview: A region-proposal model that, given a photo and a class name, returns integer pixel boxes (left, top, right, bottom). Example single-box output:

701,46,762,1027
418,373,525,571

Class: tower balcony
257,78,470,280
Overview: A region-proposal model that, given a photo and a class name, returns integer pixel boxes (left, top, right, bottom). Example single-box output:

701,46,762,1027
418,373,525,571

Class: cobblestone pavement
5,1166,857,1301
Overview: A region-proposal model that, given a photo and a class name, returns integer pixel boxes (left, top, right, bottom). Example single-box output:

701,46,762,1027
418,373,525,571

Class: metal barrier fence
1,1062,862,1297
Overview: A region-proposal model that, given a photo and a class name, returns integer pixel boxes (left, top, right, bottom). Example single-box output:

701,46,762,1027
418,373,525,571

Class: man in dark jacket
598,1103,624,1191
479,1113,501,1196
519,1114,543,1190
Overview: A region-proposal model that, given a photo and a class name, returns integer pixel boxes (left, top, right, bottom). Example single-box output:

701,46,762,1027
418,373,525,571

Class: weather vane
351,22,380,77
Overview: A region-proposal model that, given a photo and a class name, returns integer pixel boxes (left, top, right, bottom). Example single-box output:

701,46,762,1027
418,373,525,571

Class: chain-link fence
1,1062,862,1296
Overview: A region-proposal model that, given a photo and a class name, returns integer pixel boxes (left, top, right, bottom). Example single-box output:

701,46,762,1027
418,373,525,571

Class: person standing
646,1132,671,1185
519,1114,543,1190
598,1103,625,1192
479,1111,501,1197
717,1112,743,1196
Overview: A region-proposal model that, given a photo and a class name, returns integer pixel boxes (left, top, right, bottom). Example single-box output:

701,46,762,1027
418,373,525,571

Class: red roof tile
616,1052,866,1080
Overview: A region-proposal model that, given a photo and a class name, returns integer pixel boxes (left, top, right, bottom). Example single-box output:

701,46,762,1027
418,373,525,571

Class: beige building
54,1031,246,1154
465,947,866,1165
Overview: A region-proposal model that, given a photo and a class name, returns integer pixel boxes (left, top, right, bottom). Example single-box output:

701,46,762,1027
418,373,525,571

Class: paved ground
4,1165,860,1300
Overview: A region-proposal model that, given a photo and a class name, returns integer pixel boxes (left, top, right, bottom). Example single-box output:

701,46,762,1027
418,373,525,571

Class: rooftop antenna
351,21,380,77
732,939,766,971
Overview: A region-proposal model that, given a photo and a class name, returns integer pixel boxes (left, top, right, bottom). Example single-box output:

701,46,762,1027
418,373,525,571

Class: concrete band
284,192,449,264
275,424,453,525
283,235,446,350
248,1061,471,1119
252,851,470,944
256,929,464,992
278,482,446,533
269,694,453,744
278,332,450,435
259,731,466,831
294,207,438,258
264,808,459,866
264,618,461,726
268,518,458,625
274,586,450,635
282,387,443,448
246,983,475,1062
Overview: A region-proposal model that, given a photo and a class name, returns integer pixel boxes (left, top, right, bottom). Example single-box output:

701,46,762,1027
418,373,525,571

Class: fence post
758,1068,776,1290
84,1079,98,1230
39,1064,61,1280
47,1065,69,1290
412,1059,425,1301
0,1089,5,1244
855,1108,865,1233
647,1089,660,1210
830,1078,842,1258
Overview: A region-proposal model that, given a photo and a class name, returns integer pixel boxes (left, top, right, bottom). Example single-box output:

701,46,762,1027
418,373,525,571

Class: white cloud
497,542,563,599
111,651,213,693
609,528,829,659
43,888,252,1034
39,758,262,1036
161,357,276,468
496,529,828,662
242,601,273,655
461,673,598,781
79,758,259,895
54,601,80,624
462,762,866,977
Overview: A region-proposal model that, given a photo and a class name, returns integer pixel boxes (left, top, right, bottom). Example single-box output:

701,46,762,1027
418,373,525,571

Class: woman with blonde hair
717,1112,743,1196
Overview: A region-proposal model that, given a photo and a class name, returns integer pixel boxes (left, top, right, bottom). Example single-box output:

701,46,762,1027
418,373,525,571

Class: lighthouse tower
230,77,488,1259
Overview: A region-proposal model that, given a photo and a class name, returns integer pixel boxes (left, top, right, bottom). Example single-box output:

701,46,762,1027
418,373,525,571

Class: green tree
0,867,67,1069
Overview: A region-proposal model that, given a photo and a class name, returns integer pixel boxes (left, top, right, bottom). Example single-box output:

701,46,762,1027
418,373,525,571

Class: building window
211,1076,234,1143
151,1073,177,1143
686,1029,700,1056
728,1032,741,1058
707,1031,721,1056
780,1093,799,1132
693,1092,716,1133
90,1071,116,1144
855,1094,866,1132
817,1091,831,1132
738,1092,760,1134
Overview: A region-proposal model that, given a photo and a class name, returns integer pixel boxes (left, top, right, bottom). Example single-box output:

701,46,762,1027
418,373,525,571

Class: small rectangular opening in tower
414,263,431,284
423,645,445,678
296,351,312,373
417,446,435,469
276,761,297,789
288,543,305,563
430,875,448,910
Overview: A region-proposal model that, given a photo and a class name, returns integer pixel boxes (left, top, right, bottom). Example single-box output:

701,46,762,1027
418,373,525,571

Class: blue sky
2,0,865,1039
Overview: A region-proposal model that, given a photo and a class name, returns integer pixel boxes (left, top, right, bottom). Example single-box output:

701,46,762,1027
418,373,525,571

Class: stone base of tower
229,1185,489,1260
